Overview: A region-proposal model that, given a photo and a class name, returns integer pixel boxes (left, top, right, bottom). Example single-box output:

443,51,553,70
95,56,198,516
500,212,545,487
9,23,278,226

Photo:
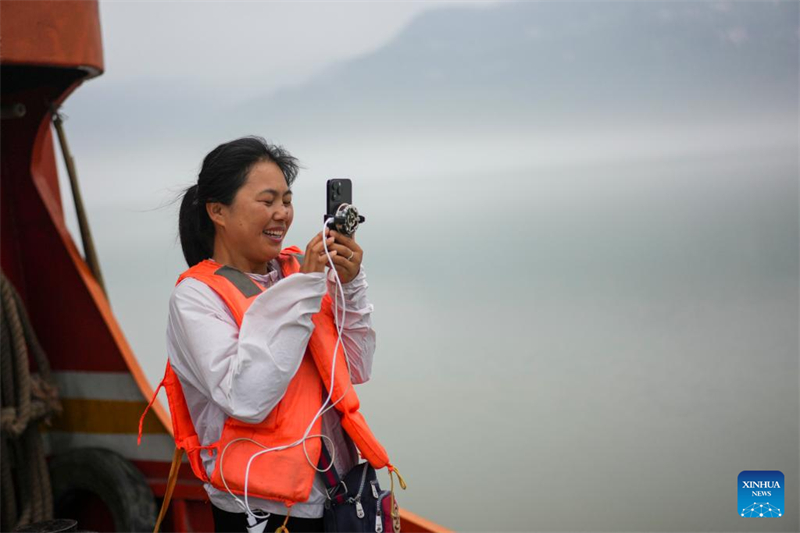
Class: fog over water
55,1,798,531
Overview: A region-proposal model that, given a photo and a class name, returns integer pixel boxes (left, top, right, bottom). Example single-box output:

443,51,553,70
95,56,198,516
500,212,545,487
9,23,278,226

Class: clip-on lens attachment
325,203,365,237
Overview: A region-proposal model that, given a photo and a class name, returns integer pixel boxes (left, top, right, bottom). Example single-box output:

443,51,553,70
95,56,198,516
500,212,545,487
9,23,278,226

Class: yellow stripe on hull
49,398,168,435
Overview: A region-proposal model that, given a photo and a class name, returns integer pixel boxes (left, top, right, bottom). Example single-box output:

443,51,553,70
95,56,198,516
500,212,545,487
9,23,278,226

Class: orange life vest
140,246,391,508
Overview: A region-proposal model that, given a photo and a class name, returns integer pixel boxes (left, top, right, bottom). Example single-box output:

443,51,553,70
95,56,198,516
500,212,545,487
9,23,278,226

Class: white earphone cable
218,217,357,519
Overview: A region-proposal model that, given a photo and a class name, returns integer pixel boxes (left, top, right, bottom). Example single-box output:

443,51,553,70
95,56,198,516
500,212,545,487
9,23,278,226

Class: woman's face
209,159,294,267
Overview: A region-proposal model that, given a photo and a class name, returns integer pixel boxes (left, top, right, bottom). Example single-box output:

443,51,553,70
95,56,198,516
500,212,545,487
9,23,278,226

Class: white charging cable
218,217,358,520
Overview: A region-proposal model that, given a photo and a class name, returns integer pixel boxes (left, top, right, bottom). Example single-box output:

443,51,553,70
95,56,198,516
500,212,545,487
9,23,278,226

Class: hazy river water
74,146,798,531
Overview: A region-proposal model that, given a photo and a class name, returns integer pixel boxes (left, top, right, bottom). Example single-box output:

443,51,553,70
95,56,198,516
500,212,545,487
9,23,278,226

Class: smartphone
326,178,364,235
326,178,352,219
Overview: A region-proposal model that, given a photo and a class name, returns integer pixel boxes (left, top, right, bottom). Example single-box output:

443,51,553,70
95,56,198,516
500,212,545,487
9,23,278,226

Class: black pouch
320,449,400,533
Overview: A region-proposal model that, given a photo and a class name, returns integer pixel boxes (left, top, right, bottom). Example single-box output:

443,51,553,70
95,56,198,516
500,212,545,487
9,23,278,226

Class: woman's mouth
262,229,284,243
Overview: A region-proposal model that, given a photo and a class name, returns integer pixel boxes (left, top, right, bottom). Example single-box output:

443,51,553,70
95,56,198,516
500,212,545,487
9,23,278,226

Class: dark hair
178,136,299,267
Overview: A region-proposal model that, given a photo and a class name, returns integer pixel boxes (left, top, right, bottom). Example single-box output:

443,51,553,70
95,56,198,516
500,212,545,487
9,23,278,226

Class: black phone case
326,179,353,218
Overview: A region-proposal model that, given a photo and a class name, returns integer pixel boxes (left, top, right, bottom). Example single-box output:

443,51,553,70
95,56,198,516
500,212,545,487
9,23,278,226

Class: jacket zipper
351,462,371,519
375,489,391,533
357,461,369,498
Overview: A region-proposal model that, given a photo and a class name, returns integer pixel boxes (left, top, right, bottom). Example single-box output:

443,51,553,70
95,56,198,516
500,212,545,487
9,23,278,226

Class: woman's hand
326,230,363,284
300,231,336,274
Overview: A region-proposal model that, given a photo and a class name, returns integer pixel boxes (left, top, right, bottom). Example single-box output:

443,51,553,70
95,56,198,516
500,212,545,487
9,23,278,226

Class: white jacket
166,260,376,518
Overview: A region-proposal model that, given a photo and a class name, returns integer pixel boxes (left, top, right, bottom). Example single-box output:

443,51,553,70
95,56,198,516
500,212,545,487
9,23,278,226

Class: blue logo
738,471,784,518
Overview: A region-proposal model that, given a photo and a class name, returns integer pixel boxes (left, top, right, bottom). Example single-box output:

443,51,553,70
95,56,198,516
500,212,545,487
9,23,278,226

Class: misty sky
54,1,798,531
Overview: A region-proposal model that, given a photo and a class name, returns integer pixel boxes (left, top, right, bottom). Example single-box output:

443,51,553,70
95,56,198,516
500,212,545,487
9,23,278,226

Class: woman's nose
274,205,289,220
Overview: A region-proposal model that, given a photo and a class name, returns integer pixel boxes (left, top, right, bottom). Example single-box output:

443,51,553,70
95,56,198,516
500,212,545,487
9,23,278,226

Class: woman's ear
206,202,226,227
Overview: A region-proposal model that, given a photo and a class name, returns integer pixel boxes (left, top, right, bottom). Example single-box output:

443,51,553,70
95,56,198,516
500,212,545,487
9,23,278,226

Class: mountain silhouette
225,1,798,140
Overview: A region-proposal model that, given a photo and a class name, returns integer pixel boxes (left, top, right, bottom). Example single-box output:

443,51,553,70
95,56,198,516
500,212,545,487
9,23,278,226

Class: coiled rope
1,271,62,531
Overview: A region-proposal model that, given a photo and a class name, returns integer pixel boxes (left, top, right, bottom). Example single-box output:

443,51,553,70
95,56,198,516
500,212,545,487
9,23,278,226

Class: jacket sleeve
326,266,376,384
167,272,327,424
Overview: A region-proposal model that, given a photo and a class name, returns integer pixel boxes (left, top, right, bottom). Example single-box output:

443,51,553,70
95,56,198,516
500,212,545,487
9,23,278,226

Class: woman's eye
261,201,274,207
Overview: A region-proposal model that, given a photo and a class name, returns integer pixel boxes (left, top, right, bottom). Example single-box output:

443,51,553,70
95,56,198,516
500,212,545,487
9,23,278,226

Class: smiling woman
206,160,295,274
178,138,300,273
148,136,394,533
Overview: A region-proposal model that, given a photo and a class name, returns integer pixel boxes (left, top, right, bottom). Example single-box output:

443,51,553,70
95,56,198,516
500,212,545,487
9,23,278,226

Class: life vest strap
153,446,184,533
138,369,167,446
317,442,350,505
388,465,406,531
317,441,339,489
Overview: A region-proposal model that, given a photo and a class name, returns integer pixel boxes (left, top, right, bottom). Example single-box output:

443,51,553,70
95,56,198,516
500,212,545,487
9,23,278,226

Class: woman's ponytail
178,183,213,267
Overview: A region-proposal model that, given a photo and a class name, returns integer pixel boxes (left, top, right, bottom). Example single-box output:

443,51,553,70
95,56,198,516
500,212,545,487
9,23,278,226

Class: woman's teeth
263,230,283,239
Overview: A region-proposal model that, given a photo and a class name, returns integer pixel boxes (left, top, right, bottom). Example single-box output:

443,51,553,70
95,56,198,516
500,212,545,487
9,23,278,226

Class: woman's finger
329,254,358,270
326,242,359,260
319,250,336,265
310,236,335,254
330,230,360,251
305,239,318,256
301,233,335,274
